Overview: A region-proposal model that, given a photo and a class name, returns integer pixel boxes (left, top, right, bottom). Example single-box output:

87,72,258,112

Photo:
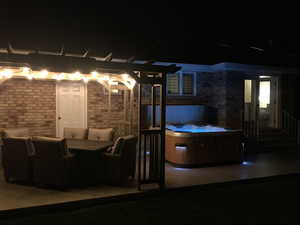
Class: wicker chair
2,137,34,184
102,135,137,185
32,137,75,189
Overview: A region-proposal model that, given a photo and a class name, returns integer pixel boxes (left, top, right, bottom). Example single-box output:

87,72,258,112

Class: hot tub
166,124,243,167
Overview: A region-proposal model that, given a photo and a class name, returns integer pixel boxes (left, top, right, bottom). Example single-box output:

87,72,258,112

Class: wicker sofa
0,127,137,188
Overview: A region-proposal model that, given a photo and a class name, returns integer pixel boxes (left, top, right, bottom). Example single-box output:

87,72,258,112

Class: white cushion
3,128,29,138
88,128,114,142
64,128,88,140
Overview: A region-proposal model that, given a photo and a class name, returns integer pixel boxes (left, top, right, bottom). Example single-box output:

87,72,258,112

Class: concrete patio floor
166,149,300,188
1,149,300,212
0,173,138,212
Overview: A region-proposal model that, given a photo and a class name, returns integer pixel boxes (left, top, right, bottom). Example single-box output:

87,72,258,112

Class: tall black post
159,72,166,189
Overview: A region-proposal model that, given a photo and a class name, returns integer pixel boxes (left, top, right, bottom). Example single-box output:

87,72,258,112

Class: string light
2,69,13,78
70,71,82,80
102,75,110,81
22,67,30,74
26,74,33,80
82,77,89,83
109,80,118,85
91,71,98,79
54,73,65,81
121,73,129,80
39,69,48,78
0,67,136,90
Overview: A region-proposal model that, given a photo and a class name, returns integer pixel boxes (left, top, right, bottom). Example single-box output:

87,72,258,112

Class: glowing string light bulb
54,73,65,81
26,74,33,80
39,69,48,78
2,69,13,79
22,67,30,74
83,77,89,83
91,71,98,79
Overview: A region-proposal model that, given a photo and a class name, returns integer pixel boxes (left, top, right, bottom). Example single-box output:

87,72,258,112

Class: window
167,73,180,95
182,73,194,95
167,72,196,96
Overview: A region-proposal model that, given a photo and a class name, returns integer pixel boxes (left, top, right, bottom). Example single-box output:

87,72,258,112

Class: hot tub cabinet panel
165,130,243,167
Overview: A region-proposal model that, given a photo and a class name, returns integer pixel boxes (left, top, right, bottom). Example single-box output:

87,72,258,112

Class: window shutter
182,73,194,95
167,73,180,95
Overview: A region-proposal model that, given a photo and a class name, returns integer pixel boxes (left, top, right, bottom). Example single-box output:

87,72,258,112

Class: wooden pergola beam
59,45,65,56
82,49,89,58
144,60,155,65
104,52,113,62
0,52,180,77
126,56,135,63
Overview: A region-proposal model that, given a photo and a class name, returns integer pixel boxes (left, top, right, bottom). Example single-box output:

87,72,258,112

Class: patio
166,149,300,188
1,149,300,213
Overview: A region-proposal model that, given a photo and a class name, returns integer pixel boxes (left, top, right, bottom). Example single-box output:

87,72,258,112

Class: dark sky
1,7,299,67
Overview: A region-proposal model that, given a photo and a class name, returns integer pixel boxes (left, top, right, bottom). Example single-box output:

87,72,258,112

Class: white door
56,81,87,137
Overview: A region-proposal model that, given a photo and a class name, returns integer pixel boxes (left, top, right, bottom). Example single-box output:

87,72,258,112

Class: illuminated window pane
244,80,252,103
259,81,270,108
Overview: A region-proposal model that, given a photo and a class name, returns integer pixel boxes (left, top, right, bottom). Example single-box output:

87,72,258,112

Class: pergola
0,48,180,189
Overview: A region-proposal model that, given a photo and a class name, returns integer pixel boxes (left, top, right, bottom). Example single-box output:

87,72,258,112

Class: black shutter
167,73,180,95
182,73,194,95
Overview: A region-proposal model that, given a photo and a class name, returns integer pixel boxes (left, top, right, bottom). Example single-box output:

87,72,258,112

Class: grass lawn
1,175,300,225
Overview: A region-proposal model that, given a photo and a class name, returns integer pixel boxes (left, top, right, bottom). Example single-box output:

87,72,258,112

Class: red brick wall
0,79,56,137
0,79,139,138
87,82,138,138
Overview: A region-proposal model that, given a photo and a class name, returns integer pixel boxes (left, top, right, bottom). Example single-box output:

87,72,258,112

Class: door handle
58,116,62,120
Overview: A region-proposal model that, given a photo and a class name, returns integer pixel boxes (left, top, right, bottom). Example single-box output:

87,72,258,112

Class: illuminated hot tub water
165,124,243,167
166,124,227,133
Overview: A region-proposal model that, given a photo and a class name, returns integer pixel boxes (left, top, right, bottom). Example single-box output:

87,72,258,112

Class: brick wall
87,82,139,138
0,79,139,139
0,79,56,136
225,71,245,129
197,72,227,126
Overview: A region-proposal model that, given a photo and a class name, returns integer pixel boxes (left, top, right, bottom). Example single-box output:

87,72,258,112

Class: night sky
1,7,299,67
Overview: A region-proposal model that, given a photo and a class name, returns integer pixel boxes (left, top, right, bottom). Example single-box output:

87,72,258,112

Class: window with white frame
167,72,196,96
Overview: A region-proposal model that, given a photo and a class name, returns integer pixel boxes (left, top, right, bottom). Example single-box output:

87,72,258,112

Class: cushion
88,128,114,142
111,137,125,155
32,136,65,142
64,128,88,140
3,128,29,138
